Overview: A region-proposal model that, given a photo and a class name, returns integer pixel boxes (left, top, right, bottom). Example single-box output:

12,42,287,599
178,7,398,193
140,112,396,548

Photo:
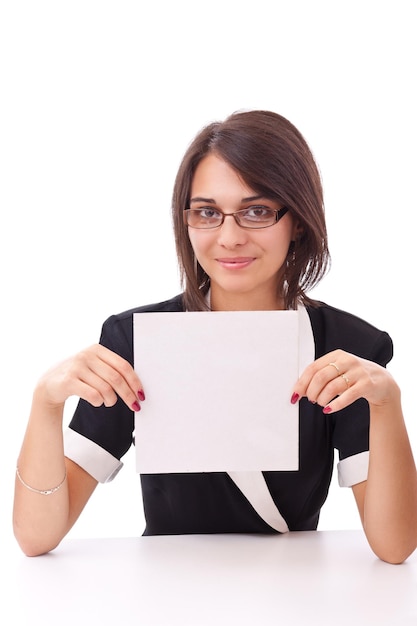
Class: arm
292,349,417,564
351,395,417,564
13,344,144,556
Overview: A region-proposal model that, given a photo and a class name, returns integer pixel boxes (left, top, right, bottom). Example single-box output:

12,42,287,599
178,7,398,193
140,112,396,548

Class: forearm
360,397,417,563
13,390,71,556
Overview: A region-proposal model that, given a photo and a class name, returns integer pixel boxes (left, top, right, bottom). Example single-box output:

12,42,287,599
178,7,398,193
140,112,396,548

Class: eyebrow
189,194,267,205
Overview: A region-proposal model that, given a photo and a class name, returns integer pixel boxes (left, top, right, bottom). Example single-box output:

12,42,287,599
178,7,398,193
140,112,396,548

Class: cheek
188,230,211,256
259,230,292,256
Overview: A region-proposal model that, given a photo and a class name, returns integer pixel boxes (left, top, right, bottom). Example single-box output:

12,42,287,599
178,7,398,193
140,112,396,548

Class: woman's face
188,153,300,311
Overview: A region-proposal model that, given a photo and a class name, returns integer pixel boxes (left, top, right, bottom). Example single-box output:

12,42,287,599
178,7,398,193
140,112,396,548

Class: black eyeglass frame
183,206,289,230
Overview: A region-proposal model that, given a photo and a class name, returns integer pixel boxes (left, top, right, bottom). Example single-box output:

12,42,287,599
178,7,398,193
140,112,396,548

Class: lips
216,257,255,269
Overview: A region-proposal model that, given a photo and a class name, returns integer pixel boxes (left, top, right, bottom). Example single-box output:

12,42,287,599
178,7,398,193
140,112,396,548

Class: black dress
64,294,393,535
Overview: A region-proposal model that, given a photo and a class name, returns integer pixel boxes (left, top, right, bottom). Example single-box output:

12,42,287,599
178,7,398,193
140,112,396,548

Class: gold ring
341,374,350,388
328,362,340,374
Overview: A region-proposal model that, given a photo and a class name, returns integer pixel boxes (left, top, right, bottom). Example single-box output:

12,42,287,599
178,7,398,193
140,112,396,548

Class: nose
216,214,248,248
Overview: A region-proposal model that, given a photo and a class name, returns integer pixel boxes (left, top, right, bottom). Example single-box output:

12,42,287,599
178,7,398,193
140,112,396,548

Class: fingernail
138,389,145,401
323,406,332,414
132,401,141,412
291,393,299,404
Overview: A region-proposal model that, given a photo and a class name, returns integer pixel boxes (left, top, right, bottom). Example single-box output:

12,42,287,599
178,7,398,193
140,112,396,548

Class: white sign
133,310,299,473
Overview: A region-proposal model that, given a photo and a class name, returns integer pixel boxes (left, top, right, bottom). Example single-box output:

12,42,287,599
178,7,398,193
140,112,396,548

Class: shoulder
305,301,393,365
98,294,185,361
305,301,385,335
109,293,185,321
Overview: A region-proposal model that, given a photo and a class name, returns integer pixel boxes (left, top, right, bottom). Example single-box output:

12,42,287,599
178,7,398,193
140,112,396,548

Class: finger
292,354,355,407
86,355,144,411
92,345,143,393
314,374,352,408
60,366,140,412
73,345,145,411
72,378,116,408
293,361,340,403
317,367,365,413
322,387,359,414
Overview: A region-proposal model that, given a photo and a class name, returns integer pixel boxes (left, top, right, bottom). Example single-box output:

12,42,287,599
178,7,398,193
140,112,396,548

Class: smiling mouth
216,257,255,268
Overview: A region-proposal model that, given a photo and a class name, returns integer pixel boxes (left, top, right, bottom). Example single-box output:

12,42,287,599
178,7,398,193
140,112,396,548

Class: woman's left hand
291,349,400,413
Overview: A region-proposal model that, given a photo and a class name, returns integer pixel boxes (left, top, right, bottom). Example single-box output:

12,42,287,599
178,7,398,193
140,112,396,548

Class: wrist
31,384,66,423
369,391,403,426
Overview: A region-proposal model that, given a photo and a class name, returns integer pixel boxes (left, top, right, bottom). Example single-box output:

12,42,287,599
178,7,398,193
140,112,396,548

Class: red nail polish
291,392,299,404
138,389,145,401
132,401,141,412
323,406,332,414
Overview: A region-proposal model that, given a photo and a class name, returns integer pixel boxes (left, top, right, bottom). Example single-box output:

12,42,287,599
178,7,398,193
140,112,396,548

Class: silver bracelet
16,467,67,496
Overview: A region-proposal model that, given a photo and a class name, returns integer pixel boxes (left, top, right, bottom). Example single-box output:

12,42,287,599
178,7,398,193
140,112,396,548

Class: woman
13,110,417,562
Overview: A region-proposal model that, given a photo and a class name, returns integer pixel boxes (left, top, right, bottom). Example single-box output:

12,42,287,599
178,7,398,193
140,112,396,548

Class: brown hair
172,109,330,311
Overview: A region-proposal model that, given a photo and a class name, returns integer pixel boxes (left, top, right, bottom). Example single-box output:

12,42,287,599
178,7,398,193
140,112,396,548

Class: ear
291,219,304,241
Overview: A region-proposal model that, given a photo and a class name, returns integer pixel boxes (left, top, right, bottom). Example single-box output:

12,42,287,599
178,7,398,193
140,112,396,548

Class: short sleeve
64,313,135,482
306,303,394,489
332,330,393,487
63,295,184,483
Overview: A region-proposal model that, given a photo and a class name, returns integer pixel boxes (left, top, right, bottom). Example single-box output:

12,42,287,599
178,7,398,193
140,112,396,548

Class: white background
1,0,416,555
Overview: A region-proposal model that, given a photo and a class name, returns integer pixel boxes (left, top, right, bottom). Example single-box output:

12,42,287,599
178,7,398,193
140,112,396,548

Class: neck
210,289,286,312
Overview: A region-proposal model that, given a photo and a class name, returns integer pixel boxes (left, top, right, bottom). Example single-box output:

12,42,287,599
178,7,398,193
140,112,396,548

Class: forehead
191,154,255,199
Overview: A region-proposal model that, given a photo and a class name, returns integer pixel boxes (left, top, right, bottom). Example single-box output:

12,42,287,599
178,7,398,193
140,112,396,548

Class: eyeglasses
184,206,289,229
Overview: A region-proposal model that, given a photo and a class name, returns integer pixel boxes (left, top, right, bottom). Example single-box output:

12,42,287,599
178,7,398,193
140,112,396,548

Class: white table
4,530,417,625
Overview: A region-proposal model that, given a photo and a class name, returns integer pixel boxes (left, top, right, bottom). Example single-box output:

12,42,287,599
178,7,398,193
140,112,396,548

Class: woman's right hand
36,344,144,412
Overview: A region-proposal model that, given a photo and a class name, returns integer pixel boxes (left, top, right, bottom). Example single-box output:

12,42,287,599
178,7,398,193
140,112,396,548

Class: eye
242,206,275,221
198,207,222,220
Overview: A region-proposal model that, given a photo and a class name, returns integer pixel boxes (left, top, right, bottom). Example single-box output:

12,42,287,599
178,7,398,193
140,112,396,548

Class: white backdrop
1,0,416,553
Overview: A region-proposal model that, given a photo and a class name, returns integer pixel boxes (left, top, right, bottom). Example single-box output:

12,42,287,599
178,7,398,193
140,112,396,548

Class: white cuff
64,428,123,483
337,450,369,487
